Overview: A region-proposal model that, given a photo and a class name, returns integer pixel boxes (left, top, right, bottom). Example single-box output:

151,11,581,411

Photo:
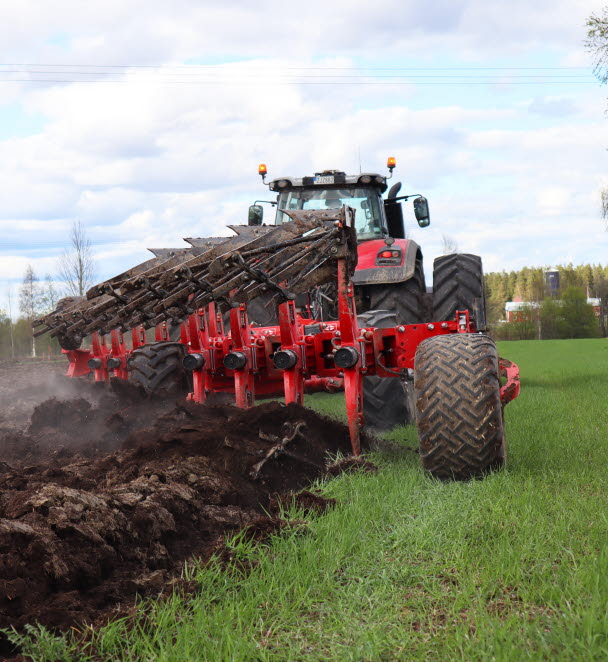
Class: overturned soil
0,362,365,645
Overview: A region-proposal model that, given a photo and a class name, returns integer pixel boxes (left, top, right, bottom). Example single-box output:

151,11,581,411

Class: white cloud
0,0,603,62
0,0,607,317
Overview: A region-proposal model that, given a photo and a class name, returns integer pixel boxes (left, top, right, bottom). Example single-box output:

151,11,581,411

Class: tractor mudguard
352,238,420,286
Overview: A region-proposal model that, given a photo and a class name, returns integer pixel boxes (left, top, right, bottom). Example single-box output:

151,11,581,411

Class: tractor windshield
275,188,384,238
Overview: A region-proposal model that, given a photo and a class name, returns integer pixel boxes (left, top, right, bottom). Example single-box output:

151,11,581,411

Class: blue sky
0,0,606,314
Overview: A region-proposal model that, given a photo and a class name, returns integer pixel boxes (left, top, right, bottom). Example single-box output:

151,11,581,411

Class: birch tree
18,265,42,357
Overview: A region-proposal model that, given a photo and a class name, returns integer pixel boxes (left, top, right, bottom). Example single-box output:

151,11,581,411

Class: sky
0,0,607,314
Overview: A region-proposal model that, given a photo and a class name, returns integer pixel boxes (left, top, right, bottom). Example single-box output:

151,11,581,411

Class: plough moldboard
34,209,354,349
34,206,520,459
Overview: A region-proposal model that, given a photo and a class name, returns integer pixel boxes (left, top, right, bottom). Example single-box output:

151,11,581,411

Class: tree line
0,221,95,360
486,263,607,341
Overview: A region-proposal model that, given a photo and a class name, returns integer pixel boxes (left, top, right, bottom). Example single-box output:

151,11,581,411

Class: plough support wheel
414,333,506,480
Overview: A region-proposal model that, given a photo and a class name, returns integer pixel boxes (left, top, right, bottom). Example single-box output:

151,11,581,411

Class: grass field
11,338,608,661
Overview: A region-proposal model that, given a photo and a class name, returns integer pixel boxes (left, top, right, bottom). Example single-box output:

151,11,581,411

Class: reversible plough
34,206,520,474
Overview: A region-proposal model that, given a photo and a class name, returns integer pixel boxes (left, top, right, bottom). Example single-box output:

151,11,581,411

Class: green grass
9,338,608,661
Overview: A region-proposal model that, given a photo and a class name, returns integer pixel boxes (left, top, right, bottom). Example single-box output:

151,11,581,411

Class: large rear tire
432,254,486,329
359,310,415,431
128,342,188,394
363,259,425,323
414,334,505,480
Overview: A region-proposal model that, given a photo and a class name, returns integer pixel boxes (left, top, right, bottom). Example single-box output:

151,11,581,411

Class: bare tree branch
6,283,15,359
586,8,608,84
586,9,608,229
57,220,96,297
19,266,42,320
42,275,59,313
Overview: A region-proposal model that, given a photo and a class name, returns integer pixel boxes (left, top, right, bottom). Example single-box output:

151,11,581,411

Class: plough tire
432,253,486,328
359,309,415,431
414,333,505,480
128,342,188,394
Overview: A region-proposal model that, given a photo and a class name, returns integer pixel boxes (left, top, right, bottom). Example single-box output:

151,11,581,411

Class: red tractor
247,160,488,433
34,159,519,480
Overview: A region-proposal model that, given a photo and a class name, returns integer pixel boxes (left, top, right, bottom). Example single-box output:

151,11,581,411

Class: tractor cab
248,160,431,242
247,160,432,327
269,171,388,240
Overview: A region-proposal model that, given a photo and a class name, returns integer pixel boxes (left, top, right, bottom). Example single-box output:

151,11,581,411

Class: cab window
276,188,384,238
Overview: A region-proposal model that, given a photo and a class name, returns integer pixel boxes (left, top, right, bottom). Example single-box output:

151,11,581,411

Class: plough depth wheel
414,333,506,480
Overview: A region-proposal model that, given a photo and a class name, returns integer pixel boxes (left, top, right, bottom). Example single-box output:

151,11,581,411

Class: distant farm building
505,299,539,323
504,267,602,322
505,296,601,322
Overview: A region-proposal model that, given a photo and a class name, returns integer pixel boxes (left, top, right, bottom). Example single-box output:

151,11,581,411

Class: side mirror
248,204,263,226
413,196,430,228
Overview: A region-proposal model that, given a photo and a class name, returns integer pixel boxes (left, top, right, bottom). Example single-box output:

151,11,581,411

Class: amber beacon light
387,157,396,173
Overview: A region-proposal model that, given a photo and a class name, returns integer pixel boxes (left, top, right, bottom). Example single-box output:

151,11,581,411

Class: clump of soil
0,362,96,432
0,376,363,640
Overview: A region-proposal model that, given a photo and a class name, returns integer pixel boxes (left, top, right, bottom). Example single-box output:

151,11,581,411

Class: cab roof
268,170,388,193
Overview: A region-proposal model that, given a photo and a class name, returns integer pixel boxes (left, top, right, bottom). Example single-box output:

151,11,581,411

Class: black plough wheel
414,333,505,480
128,342,188,394
55,297,85,350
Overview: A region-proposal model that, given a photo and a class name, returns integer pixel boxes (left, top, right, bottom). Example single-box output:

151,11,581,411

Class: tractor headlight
375,248,402,266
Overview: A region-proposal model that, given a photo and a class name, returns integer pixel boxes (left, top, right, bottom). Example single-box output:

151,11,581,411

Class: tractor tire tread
129,342,187,394
365,259,425,324
432,254,484,323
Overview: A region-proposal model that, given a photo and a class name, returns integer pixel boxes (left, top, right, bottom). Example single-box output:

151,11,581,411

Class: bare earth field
0,362,361,656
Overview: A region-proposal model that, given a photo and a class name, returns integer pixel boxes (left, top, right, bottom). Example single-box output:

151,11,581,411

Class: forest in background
486,263,607,340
